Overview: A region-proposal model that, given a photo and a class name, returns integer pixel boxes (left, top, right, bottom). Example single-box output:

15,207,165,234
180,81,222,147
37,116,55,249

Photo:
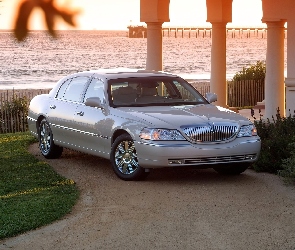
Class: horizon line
0,26,274,32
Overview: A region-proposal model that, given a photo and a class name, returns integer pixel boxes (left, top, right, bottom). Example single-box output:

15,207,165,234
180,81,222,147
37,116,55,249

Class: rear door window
63,76,90,102
56,79,72,99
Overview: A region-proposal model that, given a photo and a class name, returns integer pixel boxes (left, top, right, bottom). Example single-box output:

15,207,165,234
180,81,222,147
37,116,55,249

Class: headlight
237,124,257,137
139,128,185,141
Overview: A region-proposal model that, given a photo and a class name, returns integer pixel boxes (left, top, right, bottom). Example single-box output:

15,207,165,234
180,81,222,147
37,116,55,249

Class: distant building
127,25,147,38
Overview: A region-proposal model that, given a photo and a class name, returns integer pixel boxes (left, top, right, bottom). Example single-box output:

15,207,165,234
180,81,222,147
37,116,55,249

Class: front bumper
135,137,261,168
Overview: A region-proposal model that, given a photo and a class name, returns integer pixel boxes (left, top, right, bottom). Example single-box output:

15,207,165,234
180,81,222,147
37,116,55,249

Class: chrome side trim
27,116,37,122
51,123,108,139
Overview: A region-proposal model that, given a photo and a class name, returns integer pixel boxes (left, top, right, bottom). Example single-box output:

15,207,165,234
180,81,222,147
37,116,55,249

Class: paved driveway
1,144,295,250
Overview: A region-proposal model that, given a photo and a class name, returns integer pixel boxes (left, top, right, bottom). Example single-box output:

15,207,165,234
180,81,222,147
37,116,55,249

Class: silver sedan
28,69,261,181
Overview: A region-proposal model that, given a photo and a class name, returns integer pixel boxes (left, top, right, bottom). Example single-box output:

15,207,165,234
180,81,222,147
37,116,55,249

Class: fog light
169,159,184,165
245,154,255,160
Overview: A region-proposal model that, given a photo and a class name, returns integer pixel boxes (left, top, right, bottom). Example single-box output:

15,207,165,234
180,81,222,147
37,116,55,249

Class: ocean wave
0,30,286,90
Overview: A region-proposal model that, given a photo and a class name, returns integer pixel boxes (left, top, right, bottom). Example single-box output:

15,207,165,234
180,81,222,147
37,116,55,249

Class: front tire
110,134,149,181
213,163,250,175
39,118,63,159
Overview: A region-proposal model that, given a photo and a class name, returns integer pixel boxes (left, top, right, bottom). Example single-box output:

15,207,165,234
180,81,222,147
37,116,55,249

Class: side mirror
205,93,217,103
85,97,104,109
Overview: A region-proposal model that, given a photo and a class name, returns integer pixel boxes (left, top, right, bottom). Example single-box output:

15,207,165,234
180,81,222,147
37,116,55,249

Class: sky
0,0,264,30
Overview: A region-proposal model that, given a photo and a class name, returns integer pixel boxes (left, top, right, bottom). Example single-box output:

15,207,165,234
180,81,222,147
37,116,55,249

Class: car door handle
76,111,84,116
49,105,56,109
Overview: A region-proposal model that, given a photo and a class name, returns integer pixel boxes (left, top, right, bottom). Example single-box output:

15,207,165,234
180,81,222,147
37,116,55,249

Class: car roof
82,68,179,80
50,69,181,95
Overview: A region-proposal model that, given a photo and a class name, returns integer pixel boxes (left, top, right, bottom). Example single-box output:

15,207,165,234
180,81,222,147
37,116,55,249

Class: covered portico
140,0,295,119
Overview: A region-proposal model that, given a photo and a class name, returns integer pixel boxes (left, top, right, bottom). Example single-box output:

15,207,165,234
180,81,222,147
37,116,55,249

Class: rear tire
213,163,250,175
39,118,63,159
110,134,149,181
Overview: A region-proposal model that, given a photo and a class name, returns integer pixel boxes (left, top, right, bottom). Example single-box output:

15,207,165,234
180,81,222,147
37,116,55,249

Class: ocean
0,30,287,90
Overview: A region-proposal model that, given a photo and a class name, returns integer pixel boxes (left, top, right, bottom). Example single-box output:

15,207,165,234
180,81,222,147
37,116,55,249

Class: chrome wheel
114,140,139,174
111,134,149,181
40,121,51,155
38,118,63,159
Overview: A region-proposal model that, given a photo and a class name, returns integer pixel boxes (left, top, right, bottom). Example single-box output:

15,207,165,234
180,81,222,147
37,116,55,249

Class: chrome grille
181,123,239,143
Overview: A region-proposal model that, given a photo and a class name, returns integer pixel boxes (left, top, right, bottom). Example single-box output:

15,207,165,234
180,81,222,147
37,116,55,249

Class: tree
13,0,80,41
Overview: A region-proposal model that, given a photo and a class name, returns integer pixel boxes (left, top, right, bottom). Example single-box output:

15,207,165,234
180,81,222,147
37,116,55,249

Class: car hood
119,104,251,128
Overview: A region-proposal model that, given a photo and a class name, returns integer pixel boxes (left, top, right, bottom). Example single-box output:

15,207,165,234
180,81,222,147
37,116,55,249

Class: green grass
0,132,79,240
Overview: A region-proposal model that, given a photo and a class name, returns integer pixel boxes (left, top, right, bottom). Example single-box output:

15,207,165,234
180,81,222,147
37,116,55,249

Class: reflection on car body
28,69,261,181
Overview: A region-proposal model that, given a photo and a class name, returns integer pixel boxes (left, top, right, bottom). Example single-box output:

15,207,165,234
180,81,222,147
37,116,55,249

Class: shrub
253,108,295,174
0,96,29,133
278,142,295,184
3,95,28,114
233,60,266,81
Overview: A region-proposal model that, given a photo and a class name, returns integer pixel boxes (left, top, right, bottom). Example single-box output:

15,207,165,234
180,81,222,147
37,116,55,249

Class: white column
146,22,163,71
285,18,295,116
265,21,285,119
210,22,227,107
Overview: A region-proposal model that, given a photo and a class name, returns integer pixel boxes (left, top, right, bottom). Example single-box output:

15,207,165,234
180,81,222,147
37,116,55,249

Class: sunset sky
0,0,264,30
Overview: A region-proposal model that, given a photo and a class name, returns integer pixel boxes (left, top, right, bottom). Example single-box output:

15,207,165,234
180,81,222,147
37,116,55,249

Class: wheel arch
111,129,132,145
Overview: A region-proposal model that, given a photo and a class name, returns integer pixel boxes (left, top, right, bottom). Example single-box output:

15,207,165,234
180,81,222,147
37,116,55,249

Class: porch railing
190,79,264,107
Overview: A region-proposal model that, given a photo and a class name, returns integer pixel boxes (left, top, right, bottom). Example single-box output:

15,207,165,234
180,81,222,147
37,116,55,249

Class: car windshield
108,76,208,107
